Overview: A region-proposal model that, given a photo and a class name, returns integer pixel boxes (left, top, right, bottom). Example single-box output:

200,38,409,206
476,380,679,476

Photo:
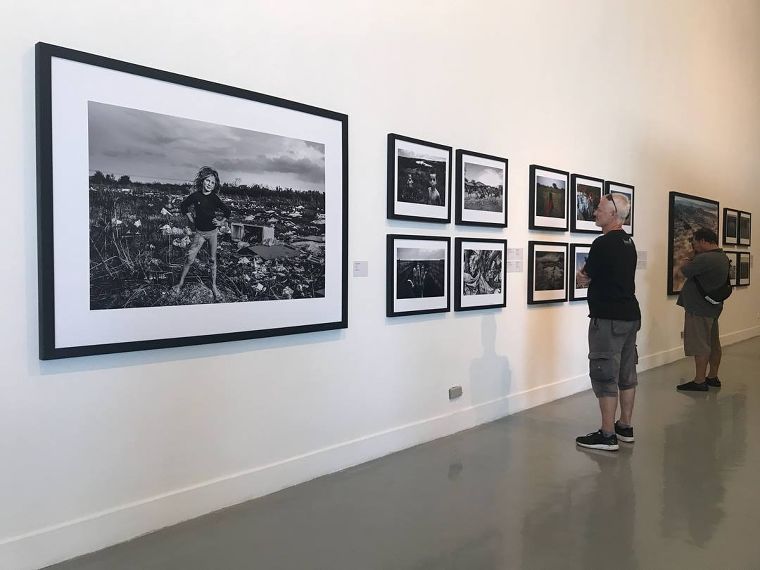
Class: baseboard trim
4,327,758,569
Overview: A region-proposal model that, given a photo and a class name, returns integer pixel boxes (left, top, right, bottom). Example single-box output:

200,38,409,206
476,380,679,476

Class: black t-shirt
584,230,641,320
180,191,232,231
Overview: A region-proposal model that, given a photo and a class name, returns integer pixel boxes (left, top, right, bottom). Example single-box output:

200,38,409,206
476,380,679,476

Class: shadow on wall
468,313,511,420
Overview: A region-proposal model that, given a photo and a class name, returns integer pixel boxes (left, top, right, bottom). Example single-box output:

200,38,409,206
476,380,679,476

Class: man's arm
680,254,708,278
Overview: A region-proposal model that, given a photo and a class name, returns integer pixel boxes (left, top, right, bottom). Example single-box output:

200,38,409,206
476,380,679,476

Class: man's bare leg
619,387,635,426
599,396,617,434
694,355,709,383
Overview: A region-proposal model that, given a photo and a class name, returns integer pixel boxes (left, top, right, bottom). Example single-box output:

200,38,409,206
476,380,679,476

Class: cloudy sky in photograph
88,101,325,192
397,247,446,261
464,163,503,188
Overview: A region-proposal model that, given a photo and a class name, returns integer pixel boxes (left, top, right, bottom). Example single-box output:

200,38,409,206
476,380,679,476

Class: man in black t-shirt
575,193,641,452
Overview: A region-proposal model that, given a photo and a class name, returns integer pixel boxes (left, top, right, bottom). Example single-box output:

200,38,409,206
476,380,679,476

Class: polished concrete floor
51,337,760,569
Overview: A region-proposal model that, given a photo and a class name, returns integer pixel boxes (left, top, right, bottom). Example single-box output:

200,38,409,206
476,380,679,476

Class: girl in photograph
173,166,232,300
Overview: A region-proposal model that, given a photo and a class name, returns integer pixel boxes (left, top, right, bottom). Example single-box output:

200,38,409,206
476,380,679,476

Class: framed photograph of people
723,208,739,246
737,252,751,286
569,243,592,301
725,251,739,287
387,234,450,317
667,192,719,295
738,211,752,246
455,150,508,227
527,241,568,304
571,174,603,233
529,165,568,231
36,43,349,359
605,181,634,235
454,238,507,311
388,134,452,223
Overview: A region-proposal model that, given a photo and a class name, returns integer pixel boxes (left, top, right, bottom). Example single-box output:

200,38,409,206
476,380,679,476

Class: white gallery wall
2,0,760,567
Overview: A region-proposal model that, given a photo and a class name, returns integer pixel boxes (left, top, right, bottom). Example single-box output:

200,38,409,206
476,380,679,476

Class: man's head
594,193,630,232
691,228,719,253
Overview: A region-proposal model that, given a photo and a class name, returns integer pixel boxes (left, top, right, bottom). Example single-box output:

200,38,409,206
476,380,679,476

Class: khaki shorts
683,312,720,356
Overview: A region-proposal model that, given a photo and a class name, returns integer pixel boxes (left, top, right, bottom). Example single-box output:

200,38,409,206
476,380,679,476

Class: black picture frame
454,238,507,311
454,150,508,227
387,234,451,317
723,208,739,246
36,43,349,359
738,211,752,246
527,241,568,304
725,251,739,287
529,165,569,231
569,243,593,301
667,192,719,296
570,174,604,234
605,181,634,235
737,252,751,286
387,134,452,223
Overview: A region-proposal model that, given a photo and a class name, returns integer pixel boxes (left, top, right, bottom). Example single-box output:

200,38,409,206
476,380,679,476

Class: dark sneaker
677,380,708,392
576,430,619,451
706,377,722,388
614,421,634,443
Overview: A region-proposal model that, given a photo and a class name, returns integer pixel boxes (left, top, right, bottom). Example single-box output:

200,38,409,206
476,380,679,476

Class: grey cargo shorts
588,318,641,397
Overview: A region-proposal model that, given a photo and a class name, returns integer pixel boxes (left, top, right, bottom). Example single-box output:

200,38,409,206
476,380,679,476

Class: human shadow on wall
468,313,511,421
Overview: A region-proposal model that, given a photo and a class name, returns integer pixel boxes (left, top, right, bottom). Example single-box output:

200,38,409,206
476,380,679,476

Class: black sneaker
614,420,634,443
576,430,619,451
706,377,722,388
676,380,708,392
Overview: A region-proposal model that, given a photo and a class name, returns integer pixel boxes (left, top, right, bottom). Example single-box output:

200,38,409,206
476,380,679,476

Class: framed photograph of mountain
570,174,603,233
605,181,634,235
528,241,568,304
454,238,507,311
667,192,719,295
387,234,450,317
723,208,739,246
569,243,592,301
36,43,348,359
455,150,508,227
388,134,452,223
529,165,568,231
738,211,752,246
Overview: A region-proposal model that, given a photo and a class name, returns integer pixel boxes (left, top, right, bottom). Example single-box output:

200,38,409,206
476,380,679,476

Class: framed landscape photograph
454,238,507,311
387,234,450,317
725,251,739,287
569,243,592,301
36,43,348,359
388,134,452,223
737,252,751,286
723,208,739,246
529,165,568,231
528,241,568,304
455,150,508,227
605,181,634,235
570,174,603,233
738,211,752,246
667,192,719,295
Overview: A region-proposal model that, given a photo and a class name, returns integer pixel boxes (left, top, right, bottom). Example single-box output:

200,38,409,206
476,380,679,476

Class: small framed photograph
455,150,508,227
738,211,752,246
723,208,739,246
570,174,603,233
454,238,507,311
388,134,452,223
529,165,568,231
569,243,592,301
725,251,739,287
528,241,568,304
605,181,634,235
737,252,751,286
387,234,450,317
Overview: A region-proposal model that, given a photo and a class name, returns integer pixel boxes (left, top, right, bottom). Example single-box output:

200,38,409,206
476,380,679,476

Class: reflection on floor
50,337,760,569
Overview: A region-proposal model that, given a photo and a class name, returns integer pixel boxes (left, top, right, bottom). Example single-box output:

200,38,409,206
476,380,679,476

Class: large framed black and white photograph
388,134,451,223
605,181,634,235
528,241,568,304
667,192,719,295
454,238,507,311
36,43,348,359
569,243,592,301
738,211,752,246
725,251,739,287
455,150,508,227
387,235,450,317
529,165,568,231
737,252,751,286
723,208,739,246
570,174,603,233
